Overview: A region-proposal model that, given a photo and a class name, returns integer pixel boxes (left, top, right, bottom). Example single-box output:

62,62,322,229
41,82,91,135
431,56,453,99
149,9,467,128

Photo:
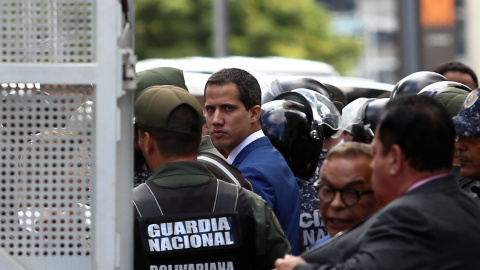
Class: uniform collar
148,161,214,187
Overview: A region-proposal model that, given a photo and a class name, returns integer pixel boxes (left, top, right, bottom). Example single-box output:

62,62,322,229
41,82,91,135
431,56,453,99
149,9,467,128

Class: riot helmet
275,88,341,139
418,82,470,118
335,97,389,143
363,98,389,135
261,92,324,180
322,82,348,110
391,71,447,99
262,77,331,104
417,81,471,98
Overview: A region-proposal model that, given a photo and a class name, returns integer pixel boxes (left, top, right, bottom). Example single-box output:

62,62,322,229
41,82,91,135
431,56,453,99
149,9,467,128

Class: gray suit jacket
297,175,480,270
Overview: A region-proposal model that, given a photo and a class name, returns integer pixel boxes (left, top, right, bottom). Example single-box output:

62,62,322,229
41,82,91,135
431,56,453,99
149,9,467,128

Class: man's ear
142,131,156,157
134,126,141,150
249,105,262,123
388,144,404,175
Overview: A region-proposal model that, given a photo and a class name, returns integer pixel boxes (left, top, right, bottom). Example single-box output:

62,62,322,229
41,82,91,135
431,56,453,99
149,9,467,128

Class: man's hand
274,254,307,270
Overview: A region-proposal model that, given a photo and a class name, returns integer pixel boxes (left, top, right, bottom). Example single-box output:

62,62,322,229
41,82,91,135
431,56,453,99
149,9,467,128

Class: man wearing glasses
275,95,480,270
312,142,382,247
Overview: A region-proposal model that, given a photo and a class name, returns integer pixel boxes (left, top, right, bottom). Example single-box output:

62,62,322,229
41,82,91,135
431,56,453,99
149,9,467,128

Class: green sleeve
246,190,292,270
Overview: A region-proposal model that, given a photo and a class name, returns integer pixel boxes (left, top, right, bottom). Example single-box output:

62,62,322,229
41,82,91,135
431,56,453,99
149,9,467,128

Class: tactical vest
133,178,256,270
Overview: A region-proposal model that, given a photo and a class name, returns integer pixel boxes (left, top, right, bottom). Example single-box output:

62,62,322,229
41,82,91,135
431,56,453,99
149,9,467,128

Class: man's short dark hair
204,68,261,110
433,61,478,88
378,95,455,172
138,105,201,158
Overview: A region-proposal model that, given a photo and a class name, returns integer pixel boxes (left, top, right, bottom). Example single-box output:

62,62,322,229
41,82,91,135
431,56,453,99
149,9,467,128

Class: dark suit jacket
232,136,301,255
297,175,480,270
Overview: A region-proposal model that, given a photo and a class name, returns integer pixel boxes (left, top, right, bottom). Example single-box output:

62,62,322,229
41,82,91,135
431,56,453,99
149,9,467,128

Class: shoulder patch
464,91,478,109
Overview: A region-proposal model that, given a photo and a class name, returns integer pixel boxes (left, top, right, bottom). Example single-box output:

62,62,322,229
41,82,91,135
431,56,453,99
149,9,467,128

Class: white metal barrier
0,0,135,269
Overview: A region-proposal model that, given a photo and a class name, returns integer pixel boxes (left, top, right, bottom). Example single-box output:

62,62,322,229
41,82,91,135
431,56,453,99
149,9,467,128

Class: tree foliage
135,0,363,74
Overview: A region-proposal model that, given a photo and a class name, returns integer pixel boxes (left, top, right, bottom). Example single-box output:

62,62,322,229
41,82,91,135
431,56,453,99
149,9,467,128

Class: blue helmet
453,88,480,137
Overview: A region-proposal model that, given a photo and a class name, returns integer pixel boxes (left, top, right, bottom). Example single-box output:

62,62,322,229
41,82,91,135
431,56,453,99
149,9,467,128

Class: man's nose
329,191,346,209
455,137,467,152
211,110,223,126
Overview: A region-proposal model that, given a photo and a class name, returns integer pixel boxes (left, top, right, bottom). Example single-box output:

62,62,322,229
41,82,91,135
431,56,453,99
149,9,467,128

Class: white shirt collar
227,130,265,164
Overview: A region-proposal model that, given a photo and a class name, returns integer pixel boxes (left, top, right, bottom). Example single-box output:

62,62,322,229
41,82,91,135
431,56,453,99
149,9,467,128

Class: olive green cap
433,87,469,117
135,67,188,100
135,85,203,134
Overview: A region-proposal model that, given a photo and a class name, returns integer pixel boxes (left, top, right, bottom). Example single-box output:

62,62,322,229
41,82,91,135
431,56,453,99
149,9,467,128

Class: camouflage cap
135,85,203,135
135,67,188,100
453,88,480,136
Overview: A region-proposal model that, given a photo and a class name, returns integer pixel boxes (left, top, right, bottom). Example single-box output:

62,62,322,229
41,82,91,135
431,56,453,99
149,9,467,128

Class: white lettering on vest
217,217,230,231
214,232,225,246
224,232,234,245
152,262,234,270
202,233,213,246
190,235,202,248
174,222,187,235
161,237,173,250
161,223,173,236
171,236,183,249
146,217,236,252
149,238,160,251
183,235,190,249
185,220,198,233
198,219,210,232
148,224,160,237
300,210,323,229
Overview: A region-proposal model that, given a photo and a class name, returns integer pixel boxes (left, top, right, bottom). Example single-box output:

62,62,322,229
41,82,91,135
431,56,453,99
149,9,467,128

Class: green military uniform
134,85,289,269
134,161,291,270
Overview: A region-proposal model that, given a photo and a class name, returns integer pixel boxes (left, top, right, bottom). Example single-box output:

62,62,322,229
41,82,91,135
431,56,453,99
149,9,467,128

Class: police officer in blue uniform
261,89,341,251
453,88,480,201
133,85,290,270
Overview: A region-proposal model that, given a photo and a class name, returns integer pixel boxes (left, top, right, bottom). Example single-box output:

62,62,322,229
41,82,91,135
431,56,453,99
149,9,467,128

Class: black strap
198,152,253,191
197,152,241,186
214,179,239,212
133,183,163,217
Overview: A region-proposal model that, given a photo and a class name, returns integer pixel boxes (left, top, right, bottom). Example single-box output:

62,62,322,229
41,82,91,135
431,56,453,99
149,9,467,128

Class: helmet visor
334,97,371,138
291,89,341,135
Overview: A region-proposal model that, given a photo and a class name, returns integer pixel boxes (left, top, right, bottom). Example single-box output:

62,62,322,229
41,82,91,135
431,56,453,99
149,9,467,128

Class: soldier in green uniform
133,85,290,270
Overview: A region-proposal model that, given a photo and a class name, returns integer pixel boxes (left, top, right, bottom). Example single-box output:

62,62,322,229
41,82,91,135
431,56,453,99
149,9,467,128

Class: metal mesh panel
0,84,94,263
1,0,96,63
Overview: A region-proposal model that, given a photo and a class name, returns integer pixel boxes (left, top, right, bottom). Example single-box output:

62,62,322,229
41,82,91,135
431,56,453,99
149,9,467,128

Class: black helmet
364,98,389,134
391,71,447,99
261,93,324,180
275,88,341,138
417,81,472,98
322,82,348,110
336,98,389,143
261,77,331,104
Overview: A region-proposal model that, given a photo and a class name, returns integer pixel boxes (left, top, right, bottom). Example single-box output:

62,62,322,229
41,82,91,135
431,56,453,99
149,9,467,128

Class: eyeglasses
316,184,374,206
